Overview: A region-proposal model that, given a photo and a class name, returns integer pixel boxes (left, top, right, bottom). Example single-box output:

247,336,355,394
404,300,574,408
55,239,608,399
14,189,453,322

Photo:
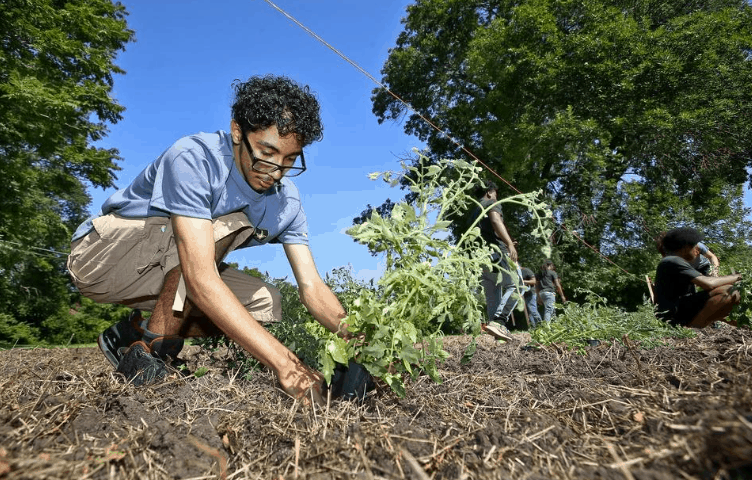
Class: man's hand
277,361,325,407
507,243,518,263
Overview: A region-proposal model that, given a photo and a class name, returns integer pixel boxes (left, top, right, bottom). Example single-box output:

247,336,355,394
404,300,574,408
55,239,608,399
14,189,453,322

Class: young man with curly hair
654,227,742,328
68,75,348,404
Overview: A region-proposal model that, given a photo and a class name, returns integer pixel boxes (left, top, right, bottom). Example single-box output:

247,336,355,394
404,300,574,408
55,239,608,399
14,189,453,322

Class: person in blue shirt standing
67,75,353,404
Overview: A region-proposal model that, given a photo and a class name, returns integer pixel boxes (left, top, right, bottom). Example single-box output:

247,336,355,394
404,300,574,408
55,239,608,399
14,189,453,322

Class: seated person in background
654,227,741,328
656,231,720,276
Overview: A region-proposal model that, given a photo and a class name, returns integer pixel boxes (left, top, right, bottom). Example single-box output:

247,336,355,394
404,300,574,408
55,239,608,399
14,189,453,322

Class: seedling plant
317,154,552,396
529,289,695,353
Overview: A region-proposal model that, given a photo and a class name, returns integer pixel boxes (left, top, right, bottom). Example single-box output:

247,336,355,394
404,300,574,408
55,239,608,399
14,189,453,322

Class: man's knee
243,282,283,323
730,289,741,303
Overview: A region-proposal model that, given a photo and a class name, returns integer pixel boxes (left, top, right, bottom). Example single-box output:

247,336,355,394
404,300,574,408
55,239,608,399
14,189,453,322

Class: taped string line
258,0,519,196
0,239,70,258
259,0,633,276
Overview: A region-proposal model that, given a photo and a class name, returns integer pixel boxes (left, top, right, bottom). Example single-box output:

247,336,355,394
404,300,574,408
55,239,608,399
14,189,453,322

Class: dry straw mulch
1,327,751,479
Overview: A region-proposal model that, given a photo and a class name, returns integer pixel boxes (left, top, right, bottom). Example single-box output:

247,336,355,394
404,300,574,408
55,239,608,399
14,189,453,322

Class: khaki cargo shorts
67,212,281,322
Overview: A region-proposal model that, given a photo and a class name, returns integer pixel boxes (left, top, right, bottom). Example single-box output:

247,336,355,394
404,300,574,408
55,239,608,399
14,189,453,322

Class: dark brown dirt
1,327,751,479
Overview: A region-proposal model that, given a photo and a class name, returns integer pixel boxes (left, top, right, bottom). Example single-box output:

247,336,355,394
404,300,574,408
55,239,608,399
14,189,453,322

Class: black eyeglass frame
240,129,307,178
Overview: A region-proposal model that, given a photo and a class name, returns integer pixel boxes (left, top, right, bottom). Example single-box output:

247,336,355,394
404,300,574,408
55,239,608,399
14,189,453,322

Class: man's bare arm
555,278,567,303
704,249,720,276
692,273,741,291
172,215,322,402
705,250,720,267
488,210,517,262
284,243,347,335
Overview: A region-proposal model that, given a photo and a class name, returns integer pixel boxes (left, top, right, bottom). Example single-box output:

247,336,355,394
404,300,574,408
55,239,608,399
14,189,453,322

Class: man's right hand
507,244,518,262
277,362,325,407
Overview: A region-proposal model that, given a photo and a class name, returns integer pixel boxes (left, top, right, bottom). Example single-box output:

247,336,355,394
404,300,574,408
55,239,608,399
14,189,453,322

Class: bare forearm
494,226,515,251
693,274,741,291
555,281,566,301
300,283,347,334
187,274,297,373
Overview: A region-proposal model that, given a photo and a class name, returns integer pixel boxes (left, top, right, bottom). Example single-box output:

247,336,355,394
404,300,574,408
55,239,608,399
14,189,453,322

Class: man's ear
230,120,241,144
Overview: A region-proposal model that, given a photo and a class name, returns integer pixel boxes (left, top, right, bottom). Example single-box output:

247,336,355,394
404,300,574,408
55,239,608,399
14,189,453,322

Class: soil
1,327,751,479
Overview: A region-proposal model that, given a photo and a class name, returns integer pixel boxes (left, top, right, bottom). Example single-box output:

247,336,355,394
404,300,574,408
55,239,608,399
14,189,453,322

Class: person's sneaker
485,320,513,341
98,310,146,368
116,341,168,386
147,335,185,364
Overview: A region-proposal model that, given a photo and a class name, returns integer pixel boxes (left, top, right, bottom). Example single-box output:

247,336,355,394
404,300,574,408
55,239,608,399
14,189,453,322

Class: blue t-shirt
692,241,711,271
72,130,309,248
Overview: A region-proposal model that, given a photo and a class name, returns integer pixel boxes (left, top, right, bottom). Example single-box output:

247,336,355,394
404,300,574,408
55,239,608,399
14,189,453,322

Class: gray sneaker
116,341,168,386
485,321,513,341
98,310,146,368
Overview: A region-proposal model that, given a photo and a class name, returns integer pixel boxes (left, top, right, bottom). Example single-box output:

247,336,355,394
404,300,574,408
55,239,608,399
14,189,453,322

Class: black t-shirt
654,256,702,312
477,198,509,256
520,267,535,281
536,269,558,293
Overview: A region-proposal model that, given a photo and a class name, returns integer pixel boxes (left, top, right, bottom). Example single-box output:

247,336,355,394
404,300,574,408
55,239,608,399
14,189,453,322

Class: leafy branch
318,153,551,396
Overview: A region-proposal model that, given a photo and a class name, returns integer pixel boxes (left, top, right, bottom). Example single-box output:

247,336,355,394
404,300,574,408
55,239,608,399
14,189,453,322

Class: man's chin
251,182,276,194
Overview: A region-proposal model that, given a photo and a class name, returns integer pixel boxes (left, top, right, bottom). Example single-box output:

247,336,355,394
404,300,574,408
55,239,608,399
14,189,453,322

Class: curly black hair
655,231,667,256
231,75,324,147
661,227,703,253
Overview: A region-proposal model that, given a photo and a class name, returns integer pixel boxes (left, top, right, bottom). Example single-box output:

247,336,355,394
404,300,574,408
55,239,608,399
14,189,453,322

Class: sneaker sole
485,324,513,341
98,333,120,369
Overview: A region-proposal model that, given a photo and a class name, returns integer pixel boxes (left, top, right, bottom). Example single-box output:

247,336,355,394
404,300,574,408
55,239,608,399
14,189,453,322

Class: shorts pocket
135,217,174,274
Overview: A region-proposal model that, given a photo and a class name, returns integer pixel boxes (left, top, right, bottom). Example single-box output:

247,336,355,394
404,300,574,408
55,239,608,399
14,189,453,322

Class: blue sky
90,0,423,282
90,0,752,283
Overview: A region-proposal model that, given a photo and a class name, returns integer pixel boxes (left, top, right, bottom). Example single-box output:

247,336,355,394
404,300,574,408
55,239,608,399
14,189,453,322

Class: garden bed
1,327,751,479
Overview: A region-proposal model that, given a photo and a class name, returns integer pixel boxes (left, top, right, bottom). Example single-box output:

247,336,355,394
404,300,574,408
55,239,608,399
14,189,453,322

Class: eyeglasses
241,131,306,178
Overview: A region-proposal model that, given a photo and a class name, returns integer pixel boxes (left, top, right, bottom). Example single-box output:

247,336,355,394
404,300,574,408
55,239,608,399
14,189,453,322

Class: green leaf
326,337,349,364
320,349,335,385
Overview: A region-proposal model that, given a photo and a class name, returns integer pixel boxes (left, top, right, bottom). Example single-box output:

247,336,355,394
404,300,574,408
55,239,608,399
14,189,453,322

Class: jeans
524,291,542,327
540,291,556,323
480,256,520,323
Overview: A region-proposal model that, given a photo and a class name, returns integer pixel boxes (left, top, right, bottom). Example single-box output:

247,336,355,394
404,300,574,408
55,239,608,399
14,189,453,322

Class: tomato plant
316,154,552,396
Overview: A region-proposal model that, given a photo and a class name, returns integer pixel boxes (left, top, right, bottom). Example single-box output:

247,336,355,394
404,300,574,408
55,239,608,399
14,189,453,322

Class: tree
0,0,134,342
371,0,752,308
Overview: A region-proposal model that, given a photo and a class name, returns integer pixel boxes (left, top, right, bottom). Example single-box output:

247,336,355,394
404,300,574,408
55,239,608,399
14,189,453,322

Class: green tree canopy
0,0,134,341
371,0,752,307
